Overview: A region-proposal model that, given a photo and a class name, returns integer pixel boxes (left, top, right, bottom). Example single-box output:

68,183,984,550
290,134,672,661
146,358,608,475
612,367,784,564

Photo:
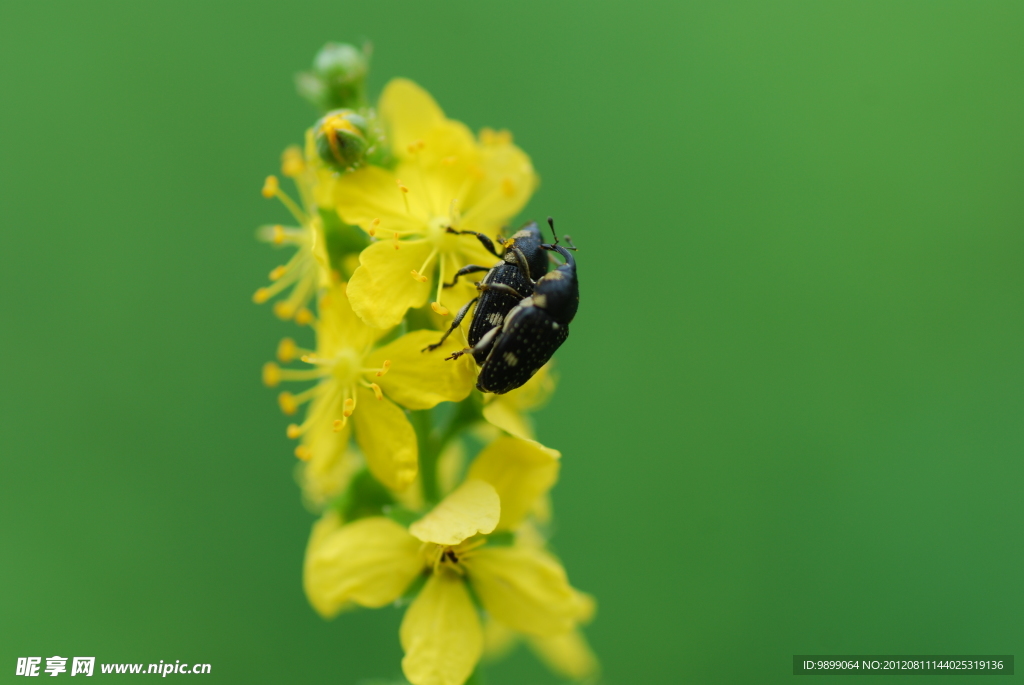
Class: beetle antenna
563,235,578,251
546,217,559,245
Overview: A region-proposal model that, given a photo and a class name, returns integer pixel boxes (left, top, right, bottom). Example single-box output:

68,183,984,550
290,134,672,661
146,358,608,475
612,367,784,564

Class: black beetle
422,221,549,360
447,219,579,395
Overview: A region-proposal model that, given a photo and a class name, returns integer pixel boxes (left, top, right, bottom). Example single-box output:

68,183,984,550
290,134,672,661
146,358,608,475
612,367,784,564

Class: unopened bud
314,110,369,171
296,42,370,112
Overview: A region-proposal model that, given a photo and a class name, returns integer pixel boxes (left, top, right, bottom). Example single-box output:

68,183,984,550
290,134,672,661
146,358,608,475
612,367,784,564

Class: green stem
410,408,441,505
411,394,485,506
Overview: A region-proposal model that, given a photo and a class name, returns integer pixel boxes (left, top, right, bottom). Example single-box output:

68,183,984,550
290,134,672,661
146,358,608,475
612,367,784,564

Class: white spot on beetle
503,352,519,366
487,312,504,325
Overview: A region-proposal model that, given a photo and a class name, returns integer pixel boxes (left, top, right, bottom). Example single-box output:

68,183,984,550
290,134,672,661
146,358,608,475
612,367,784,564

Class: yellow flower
264,284,476,491
253,144,335,323
333,78,538,329
304,437,590,685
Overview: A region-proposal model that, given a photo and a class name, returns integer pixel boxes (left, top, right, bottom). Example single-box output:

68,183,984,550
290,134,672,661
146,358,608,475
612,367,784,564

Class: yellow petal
481,400,533,440
333,164,429,233
400,571,482,685
460,137,538,235
409,480,499,546
467,437,560,531
304,514,422,618
368,330,477,411
464,545,583,636
298,397,357,506
411,120,480,217
352,386,418,490
380,78,447,156
347,239,434,329
317,284,382,362
527,629,600,682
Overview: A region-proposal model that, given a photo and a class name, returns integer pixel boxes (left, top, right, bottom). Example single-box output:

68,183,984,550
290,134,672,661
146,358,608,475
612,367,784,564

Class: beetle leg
507,246,537,282
475,282,526,300
446,326,501,361
445,228,501,258
444,264,491,288
422,297,478,352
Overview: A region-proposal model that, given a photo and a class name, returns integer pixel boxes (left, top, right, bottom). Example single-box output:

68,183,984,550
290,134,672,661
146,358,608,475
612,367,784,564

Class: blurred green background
2,1,1021,683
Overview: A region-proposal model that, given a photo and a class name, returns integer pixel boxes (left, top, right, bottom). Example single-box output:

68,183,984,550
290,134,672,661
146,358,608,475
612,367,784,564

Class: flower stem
410,408,442,505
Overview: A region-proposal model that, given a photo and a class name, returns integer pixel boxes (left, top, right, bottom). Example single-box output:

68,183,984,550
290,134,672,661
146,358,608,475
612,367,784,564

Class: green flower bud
314,110,369,171
296,42,370,112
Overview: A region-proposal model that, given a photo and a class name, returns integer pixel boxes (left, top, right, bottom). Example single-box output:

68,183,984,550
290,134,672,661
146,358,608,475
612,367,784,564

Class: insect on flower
442,219,579,395
422,219,549,358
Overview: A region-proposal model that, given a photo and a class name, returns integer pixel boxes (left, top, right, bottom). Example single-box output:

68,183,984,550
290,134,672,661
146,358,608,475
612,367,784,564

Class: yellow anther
272,225,285,245
368,217,380,237
281,146,304,177
294,308,314,326
411,269,429,283
278,392,298,415
501,178,516,197
407,139,426,154
262,362,281,387
286,424,302,439
252,287,271,304
393,232,401,250
369,383,383,401
269,265,287,281
342,397,355,417
277,337,297,363
261,175,279,198
294,445,312,461
431,302,450,316
396,180,409,193
332,418,346,432
480,128,496,144
273,301,296,320
442,156,458,166
502,238,515,249
376,360,391,377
